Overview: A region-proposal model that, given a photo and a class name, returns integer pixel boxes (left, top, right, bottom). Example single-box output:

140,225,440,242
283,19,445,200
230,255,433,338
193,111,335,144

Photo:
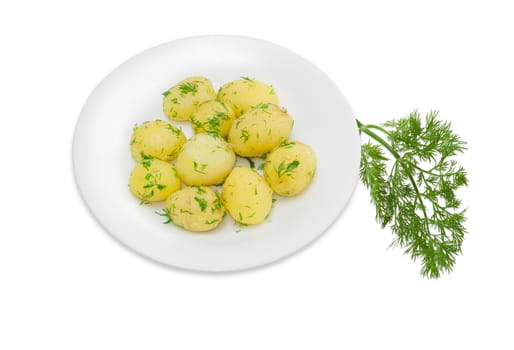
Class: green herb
192,185,206,194
180,208,193,214
205,219,219,225
358,110,468,278
167,124,182,136
254,103,269,110
155,208,173,224
140,152,152,160
219,101,228,110
139,200,150,206
240,128,250,143
208,117,221,130
193,161,208,174
279,140,296,149
245,157,256,169
204,130,221,139
190,117,203,130
275,160,300,178
212,196,222,210
215,111,229,120
162,90,170,97
140,152,153,170
156,184,167,191
178,81,198,95
194,197,208,212
240,76,254,81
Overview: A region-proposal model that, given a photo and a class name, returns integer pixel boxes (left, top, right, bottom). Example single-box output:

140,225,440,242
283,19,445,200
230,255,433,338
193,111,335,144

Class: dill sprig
240,128,250,142
358,110,468,278
193,161,208,174
275,160,300,178
155,208,173,224
194,196,208,212
178,82,198,95
245,157,256,169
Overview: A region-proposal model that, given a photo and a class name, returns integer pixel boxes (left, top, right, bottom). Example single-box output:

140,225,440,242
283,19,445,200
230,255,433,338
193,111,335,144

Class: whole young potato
129,158,181,202
176,133,236,186
163,76,216,121
217,77,278,117
227,103,294,157
190,100,236,138
164,186,225,232
264,140,317,196
130,120,186,162
221,167,273,225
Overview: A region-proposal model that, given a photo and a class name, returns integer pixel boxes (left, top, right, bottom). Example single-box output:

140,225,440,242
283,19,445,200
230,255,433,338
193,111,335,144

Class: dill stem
356,120,400,159
356,119,430,226
363,123,392,137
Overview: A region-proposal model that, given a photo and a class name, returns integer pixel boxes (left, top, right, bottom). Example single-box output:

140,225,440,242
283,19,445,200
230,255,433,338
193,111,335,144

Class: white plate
73,35,360,271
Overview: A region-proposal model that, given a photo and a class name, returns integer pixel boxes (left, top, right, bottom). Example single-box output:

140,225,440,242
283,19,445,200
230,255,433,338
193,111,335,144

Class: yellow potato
221,167,273,225
217,77,278,117
190,100,236,138
163,76,216,121
176,133,236,186
164,186,225,232
129,158,181,202
227,103,294,157
130,120,186,162
264,141,317,196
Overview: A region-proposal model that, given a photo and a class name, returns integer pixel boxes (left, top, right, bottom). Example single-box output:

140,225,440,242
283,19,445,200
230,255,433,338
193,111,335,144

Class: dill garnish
358,110,468,278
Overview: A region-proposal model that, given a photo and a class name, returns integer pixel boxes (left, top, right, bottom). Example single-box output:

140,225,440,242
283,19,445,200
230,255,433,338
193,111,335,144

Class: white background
1,0,512,349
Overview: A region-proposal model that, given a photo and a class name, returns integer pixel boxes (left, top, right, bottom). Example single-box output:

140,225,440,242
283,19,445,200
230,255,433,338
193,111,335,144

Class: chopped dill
194,197,208,212
178,81,198,95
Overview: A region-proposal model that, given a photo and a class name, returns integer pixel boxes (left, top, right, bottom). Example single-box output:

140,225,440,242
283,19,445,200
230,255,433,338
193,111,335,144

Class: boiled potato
176,133,236,186
130,120,186,162
129,158,181,202
165,186,225,232
227,103,294,157
217,78,278,117
264,141,317,196
163,76,216,121
190,100,236,138
222,167,273,225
